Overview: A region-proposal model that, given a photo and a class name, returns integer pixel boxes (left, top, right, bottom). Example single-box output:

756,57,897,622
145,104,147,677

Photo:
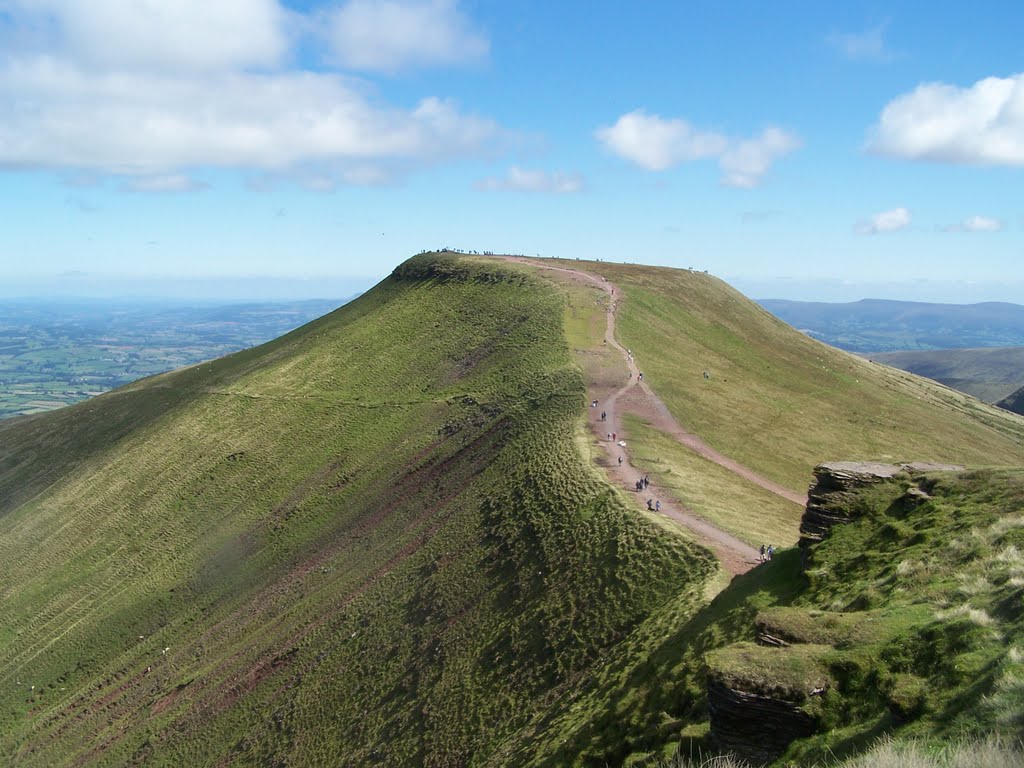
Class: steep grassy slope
871,347,1024,403
0,253,715,766
507,466,1024,766
539,259,1024,494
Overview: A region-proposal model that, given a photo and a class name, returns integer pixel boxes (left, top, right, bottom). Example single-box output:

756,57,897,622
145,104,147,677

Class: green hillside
544,259,1024,495
3,251,1024,767
0,253,714,766
871,347,1024,404
521,464,1024,766
999,386,1024,417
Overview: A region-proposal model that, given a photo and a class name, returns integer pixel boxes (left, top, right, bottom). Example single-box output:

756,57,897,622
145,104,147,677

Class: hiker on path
607,432,612,441
618,456,623,466
643,475,650,489
601,411,607,422
635,480,642,492
759,544,766,562
767,545,774,561
655,500,660,512
612,432,616,442
646,499,654,511
638,372,644,382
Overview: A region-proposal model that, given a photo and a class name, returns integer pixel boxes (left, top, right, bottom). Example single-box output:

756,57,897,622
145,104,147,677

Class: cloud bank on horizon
0,1,1020,299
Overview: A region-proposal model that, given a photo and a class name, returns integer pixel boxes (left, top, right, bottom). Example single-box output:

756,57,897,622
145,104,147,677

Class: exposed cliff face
707,461,970,765
706,677,819,764
799,461,963,568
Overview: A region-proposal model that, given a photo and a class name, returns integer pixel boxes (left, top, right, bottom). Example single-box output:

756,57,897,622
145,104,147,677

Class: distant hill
759,297,1024,352
870,347,1024,403
3,253,1024,766
997,385,1024,416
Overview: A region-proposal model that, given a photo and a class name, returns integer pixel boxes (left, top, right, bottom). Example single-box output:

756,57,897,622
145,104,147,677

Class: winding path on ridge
502,257,807,575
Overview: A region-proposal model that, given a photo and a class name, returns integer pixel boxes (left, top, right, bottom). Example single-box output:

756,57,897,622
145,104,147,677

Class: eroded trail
503,257,806,575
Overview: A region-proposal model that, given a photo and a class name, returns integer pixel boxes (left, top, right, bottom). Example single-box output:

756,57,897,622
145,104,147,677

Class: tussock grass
839,737,1024,768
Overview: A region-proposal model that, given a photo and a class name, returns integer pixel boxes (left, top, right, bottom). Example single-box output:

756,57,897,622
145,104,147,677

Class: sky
0,0,1022,302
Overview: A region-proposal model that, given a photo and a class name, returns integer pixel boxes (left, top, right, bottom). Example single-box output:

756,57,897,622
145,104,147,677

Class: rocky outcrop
705,643,829,765
799,461,962,567
706,678,819,764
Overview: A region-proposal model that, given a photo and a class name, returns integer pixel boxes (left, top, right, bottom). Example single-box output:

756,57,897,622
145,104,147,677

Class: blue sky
0,0,1022,301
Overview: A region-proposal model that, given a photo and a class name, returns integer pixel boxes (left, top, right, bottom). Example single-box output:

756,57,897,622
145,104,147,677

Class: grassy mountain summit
1,253,714,765
2,252,1023,766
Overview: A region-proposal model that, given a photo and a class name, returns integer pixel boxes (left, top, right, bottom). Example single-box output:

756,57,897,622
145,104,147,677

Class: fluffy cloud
720,128,802,188
596,110,799,187
326,0,488,73
857,207,911,234
0,1,505,187
477,166,584,194
0,58,502,179
868,73,1024,165
594,110,727,171
1,0,288,72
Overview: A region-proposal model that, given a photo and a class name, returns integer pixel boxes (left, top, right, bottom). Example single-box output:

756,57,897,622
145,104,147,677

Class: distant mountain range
758,298,1024,352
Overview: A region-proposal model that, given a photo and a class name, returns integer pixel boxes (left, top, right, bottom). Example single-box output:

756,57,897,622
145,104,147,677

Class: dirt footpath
502,257,806,575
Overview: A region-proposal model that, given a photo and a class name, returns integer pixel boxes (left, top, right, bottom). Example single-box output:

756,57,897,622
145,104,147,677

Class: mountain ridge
3,251,1024,766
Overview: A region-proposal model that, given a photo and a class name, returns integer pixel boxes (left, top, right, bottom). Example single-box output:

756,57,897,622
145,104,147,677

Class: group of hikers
593,358,663,520
759,544,774,562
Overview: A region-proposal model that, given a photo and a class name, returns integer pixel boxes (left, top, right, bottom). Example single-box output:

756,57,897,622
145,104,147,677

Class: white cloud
596,110,799,187
828,24,890,60
857,207,911,234
478,166,584,194
121,174,208,193
868,73,1024,165
942,215,1004,233
595,110,727,172
0,58,503,182
2,0,288,72
963,215,1003,231
326,0,488,73
0,0,505,188
719,128,802,188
